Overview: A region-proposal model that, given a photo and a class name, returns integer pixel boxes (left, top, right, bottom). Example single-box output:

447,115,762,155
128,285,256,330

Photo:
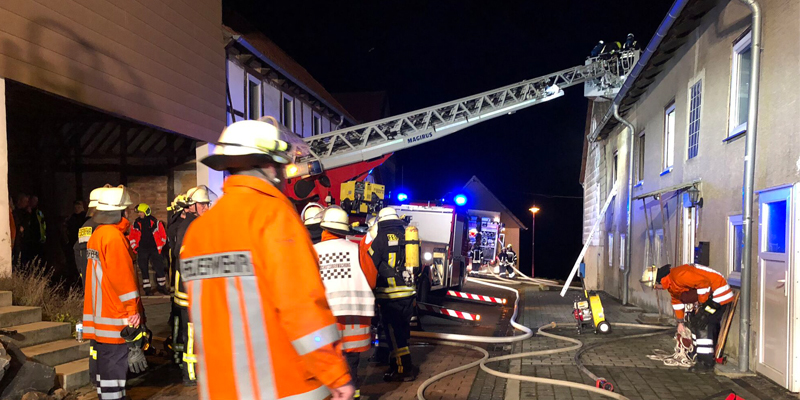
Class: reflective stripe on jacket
83,218,141,344
315,231,376,318
179,175,350,400
337,316,372,353
662,264,734,320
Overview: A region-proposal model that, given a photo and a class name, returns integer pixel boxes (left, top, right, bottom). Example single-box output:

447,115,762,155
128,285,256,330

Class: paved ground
74,280,799,400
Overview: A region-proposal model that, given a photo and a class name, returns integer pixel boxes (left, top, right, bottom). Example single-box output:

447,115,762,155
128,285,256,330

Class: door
758,186,792,386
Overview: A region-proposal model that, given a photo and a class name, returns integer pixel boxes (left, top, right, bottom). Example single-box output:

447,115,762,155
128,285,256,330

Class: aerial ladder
289,50,638,176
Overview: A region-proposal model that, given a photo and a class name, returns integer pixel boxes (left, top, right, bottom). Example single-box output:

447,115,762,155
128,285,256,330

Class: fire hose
414,277,673,400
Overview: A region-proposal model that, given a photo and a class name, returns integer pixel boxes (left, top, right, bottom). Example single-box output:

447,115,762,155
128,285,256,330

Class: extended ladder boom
300,50,638,171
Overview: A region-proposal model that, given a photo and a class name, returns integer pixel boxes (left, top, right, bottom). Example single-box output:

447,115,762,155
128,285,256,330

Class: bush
0,260,83,334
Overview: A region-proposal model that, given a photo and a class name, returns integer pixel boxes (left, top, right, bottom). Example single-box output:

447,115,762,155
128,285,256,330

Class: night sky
223,0,675,280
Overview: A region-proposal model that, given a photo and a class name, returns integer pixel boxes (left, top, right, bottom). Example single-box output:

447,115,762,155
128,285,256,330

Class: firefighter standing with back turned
130,203,169,295
172,186,215,386
179,118,354,400
652,263,734,373
83,186,149,400
315,206,378,399
369,207,419,382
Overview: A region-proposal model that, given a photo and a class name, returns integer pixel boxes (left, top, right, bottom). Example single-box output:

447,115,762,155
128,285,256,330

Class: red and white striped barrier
417,302,481,322
446,290,507,305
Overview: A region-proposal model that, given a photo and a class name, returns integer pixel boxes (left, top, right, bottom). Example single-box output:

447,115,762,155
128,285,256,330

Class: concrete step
21,339,90,367
0,306,42,328
55,357,91,391
0,291,12,307
1,321,73,348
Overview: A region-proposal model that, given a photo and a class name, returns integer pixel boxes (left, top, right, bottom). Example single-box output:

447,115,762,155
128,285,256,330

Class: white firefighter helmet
184,186,217,206
96,185,133,211
301,203,324,226
320,205,351,235
88,184,113,208
377,207,399,222
201,118,293,171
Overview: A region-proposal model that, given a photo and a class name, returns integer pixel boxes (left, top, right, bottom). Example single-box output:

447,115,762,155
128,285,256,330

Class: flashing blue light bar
454,194,468,206
397,193,409,202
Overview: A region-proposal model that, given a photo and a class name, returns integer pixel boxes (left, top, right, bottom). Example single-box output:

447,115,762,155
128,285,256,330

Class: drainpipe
738,0,762,374
613,104,635,305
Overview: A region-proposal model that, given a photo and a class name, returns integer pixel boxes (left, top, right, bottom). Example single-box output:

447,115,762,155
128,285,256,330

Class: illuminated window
662,102,675,172
687,80,702,159
729,31,752,138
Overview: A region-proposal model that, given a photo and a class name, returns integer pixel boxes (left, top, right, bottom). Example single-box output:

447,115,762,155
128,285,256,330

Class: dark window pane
766,200,787,253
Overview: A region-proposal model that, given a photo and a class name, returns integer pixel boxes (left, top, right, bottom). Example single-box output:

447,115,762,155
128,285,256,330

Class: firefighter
130,204,168,295
369,207,418,382
83,185,147,400
653,264,734,372
172,186,215,386
74,185,114,287
623,33,638,51
302,202,324,244
315,206,377,399
471,242,483,272
499,244,518,278
179,118,354,400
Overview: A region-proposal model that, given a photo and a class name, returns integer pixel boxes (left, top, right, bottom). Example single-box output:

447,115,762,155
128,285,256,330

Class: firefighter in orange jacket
179,118,355,400
83,186,146,400
654,264,734,373
130,203,169,295
315,206,378,399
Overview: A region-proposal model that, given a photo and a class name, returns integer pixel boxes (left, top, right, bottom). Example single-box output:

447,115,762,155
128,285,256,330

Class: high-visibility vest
663,264,734,320
180,175,350,400
315,235,375,318
83,219,141,344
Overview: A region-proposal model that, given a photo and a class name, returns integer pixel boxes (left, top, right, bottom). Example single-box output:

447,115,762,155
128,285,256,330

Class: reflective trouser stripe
142,279,151,288
185,322,196,381
280,385,331,400
695,338,714,345
189,281,211,400
100,392,124,399
100,379,126,387
696,347,714,354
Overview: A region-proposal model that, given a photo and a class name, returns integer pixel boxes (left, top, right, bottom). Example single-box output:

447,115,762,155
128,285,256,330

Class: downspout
613,104,635,305
738,0,762,374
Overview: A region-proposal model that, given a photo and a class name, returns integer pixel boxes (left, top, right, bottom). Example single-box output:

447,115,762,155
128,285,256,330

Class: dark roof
590,0,720,140
222,25,358,124
462,176,527,230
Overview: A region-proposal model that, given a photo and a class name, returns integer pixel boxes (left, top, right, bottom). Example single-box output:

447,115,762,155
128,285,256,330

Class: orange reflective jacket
662,264,734,320
180,175,350,400
83,217,141,344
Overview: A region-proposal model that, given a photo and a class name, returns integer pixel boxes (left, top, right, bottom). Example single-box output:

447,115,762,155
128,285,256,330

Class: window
611,151,618,188
635,132,645,184
663,102,676,172
608,232,614,267
247,75,262,120
619,234,626,270
282,95,294,129
728,215,744,284
313,115,322,136
765,200,787,253
729,31,751,138
687,80,702,159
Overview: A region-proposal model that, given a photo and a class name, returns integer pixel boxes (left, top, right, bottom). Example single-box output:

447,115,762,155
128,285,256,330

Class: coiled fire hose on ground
414,277,673,400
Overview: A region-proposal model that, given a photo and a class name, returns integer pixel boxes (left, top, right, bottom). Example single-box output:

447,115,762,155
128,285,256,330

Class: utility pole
529,206,540,276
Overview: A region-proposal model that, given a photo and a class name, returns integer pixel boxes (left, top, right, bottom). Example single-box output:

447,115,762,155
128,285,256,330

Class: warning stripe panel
446,290,507,305
417,302,480,321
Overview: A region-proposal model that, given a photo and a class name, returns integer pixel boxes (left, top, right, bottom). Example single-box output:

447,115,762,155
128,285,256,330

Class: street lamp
529,206,540,277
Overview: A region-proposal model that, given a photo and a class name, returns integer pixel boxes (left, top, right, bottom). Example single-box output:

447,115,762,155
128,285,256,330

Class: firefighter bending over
315,206,378,399
83,186,149,400
652,264,734,373
370,207,419,382
179,118,354,400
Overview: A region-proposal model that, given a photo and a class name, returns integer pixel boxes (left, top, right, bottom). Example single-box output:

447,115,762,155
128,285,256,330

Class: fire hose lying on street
414,276,673,400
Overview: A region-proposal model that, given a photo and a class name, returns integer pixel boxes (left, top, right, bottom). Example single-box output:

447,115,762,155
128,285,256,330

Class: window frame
662,102,676,174
282,93,294,130
619,233,626,271
635,131,645,186
608,232,615,268
313,113,322,136
727,214,744,286
728,31,752,140
246,74,262,120
687,78,702,159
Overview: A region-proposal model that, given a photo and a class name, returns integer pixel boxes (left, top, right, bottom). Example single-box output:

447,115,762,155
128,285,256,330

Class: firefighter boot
383,354,418,382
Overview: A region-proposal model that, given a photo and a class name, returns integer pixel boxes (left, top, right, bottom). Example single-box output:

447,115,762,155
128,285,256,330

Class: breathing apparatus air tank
405,225,420,273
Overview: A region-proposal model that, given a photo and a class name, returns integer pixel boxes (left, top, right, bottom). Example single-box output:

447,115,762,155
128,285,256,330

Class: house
580,0,800,389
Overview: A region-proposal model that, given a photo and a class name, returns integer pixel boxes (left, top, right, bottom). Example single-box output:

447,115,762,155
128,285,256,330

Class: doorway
757,185,792,387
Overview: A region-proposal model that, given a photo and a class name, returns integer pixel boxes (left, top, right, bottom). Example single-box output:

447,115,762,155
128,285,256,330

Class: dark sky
223,0,675,280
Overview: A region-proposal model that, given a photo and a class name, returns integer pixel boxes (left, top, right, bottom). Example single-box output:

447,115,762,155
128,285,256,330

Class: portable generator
572,263,611,334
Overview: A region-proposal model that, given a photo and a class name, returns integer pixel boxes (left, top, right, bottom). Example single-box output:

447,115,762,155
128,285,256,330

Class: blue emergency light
397,192,409,202
454,194,468,206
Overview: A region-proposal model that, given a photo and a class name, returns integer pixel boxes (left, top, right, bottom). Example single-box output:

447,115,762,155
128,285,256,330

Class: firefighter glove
121,324,151,373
